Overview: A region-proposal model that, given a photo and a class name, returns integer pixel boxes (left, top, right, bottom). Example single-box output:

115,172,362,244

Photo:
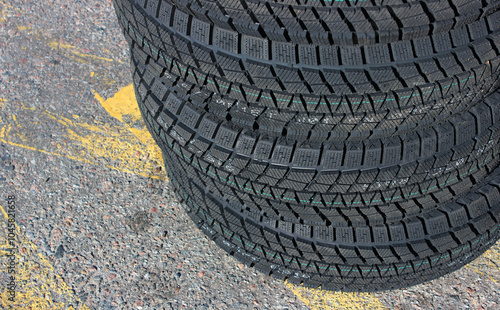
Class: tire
113,0,500,291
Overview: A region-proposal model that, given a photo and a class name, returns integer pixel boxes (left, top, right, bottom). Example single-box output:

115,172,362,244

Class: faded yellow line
0,1,24,23
4,18,123,65
0,85,163,309
285,281,387,310
0,85,163,308
0,205,91,309
466,247,500,283
0,86,165,179
47,41,120,64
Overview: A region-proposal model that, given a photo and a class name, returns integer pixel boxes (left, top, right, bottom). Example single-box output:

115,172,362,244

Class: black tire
113,0,500,291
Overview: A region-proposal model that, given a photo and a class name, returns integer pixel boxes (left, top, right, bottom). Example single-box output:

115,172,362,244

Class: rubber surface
113,0,500,291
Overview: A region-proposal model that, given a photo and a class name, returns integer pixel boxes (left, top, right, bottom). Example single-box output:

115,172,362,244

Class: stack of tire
113,0,500,291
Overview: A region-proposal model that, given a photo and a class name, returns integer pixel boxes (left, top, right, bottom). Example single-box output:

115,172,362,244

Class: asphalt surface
0,1,499,309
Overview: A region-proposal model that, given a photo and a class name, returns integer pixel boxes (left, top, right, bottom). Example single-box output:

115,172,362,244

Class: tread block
214,27,239,53
273,42,296,64
191,18,211,44
243,35,269,60
319,46,339,66
158,1,173,26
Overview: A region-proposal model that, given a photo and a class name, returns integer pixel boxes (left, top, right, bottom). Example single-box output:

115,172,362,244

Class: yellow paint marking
0,85,164,308
285,281,387,310
466,246,500,283
94,84,156,146
0,88,165,179
89,71,120,87
94,84,165,172
8,20,123,66
285,243,499,308
10,114,19,126
0,205,91,309
0,1,24,22
0,98,7,102
48,41,120,64
0,1,24,10
95,85,141,124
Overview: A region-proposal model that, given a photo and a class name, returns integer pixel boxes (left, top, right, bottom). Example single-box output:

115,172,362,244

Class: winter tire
112,0,500,291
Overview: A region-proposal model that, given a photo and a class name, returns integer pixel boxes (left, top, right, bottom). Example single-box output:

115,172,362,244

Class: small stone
7,27,18,37
54,245,64,258
467,287,476,294
51,228,62,240
135,300,144,307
